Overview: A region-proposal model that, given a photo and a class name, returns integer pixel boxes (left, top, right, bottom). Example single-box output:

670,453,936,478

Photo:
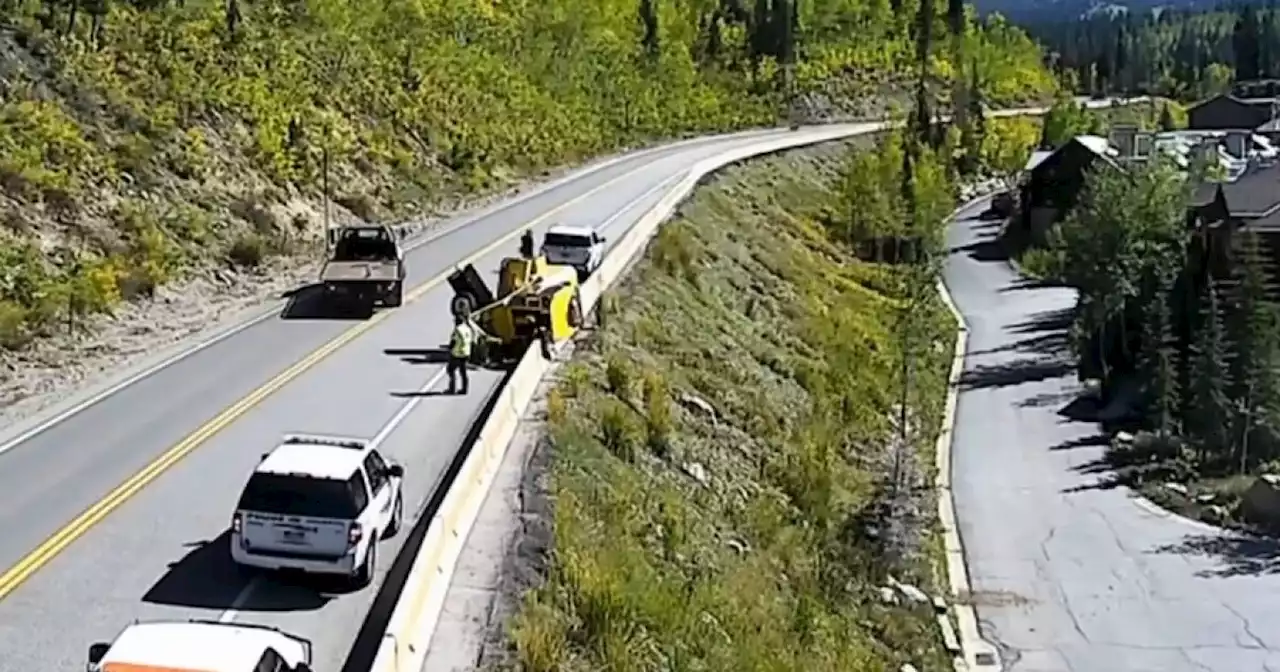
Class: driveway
942,198,1280,672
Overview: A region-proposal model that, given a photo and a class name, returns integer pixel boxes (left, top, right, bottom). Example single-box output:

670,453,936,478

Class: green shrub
562,363,592,397
598,400,641,463
1018,246,1064,280
605,355,634,399
227,234,267,268
642,370,674,455
546,387,568,426
0,300,29,349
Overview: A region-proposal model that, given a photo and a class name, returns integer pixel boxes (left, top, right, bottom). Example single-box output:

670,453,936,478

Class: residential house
1189,161,1280,290
1187,80,1280,138
1014,134,1120,244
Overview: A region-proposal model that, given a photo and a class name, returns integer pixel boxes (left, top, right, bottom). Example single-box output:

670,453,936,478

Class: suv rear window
237,473,364,519
544,233,591,248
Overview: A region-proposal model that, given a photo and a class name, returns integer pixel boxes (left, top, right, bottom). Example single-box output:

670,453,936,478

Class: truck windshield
544,233,591,248
237,473,361,519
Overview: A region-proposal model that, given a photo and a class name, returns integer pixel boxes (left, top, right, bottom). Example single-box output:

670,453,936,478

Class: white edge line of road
0,127,795,458
936,194,1004,671
216,366,452,623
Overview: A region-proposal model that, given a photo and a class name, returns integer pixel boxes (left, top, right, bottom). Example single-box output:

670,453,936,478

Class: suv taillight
231,512,243,535
348,523,363,546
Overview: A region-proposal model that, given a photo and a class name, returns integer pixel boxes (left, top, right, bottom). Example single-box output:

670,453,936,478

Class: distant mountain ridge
976,0,1266,24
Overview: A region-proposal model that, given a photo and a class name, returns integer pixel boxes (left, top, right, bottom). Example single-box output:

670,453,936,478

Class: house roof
1024,150,1053,172
1075,134,1118,157
1219,161,1280,216
1258,118,1280,132
1191,161,1280,224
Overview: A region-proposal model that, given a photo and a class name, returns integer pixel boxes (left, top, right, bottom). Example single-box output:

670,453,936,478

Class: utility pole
322,120,332,253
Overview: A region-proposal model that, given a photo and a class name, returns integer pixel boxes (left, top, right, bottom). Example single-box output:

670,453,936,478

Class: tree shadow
1149,533,1280,578
949,238,1010,264
1000,276,1065,292
1048,433,1110,451
971,331,1071,359
1008,307,1075,335
1056,394,1102,422
959,358,1074,391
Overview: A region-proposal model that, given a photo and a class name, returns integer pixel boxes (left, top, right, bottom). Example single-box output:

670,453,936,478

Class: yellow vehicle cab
447,253,584,364
488,255,582,345
87,620,312,672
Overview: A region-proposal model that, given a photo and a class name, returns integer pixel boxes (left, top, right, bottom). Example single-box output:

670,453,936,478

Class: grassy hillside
0,0,1052,350
503,139,960,670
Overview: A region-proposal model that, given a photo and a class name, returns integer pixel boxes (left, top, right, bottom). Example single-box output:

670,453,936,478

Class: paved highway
944,199,1280,672
0,125,855,671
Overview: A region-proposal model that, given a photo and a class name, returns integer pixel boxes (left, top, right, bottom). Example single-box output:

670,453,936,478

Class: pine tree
1187,280,1234,467
1158,103,1176,132
959,61,986,176
1226,230,1280,472
1141,273,1181,437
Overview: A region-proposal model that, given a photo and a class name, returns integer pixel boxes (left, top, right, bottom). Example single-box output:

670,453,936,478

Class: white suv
541,224,605,278
229,433,405,588
88,620,312,672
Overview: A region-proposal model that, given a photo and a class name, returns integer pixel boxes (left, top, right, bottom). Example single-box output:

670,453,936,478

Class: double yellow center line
0,144,710,600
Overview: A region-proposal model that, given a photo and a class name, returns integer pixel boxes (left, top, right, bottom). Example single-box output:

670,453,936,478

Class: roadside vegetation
1017,153,1280,530
492,4,1064,664
0,0,1055,351
503,133,962,671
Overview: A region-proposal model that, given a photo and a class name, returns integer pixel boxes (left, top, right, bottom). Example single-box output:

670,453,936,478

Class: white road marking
596,173,683,233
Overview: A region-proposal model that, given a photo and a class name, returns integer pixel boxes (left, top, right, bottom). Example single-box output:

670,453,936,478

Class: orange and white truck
86,620,312,672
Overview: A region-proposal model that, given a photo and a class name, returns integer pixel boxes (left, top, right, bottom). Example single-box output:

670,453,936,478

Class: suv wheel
353,541,376,589
384,494,404,539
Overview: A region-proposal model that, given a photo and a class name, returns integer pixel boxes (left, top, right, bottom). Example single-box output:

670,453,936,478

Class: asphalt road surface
0,125,862,671
944,199,1280,672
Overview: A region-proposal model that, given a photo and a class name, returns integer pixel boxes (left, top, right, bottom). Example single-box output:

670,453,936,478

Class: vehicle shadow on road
142,532,332,612
384,346,512,374
1150,533,1280,578
279,284,375,321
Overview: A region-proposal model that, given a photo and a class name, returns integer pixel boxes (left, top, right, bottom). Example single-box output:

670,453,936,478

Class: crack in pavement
943,203,1280,672
1222,600,1268,650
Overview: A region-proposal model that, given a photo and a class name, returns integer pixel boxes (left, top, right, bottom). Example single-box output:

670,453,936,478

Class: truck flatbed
320,260,401,283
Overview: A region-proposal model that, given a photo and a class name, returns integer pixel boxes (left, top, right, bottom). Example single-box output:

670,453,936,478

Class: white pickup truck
541,224,606,279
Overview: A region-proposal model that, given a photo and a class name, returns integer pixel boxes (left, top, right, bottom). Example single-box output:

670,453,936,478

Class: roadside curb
935,194,1002,671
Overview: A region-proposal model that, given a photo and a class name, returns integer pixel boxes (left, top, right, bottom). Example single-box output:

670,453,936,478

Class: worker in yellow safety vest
446,312,473,395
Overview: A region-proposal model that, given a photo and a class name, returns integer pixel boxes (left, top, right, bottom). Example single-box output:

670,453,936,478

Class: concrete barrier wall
364,104,1072,672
